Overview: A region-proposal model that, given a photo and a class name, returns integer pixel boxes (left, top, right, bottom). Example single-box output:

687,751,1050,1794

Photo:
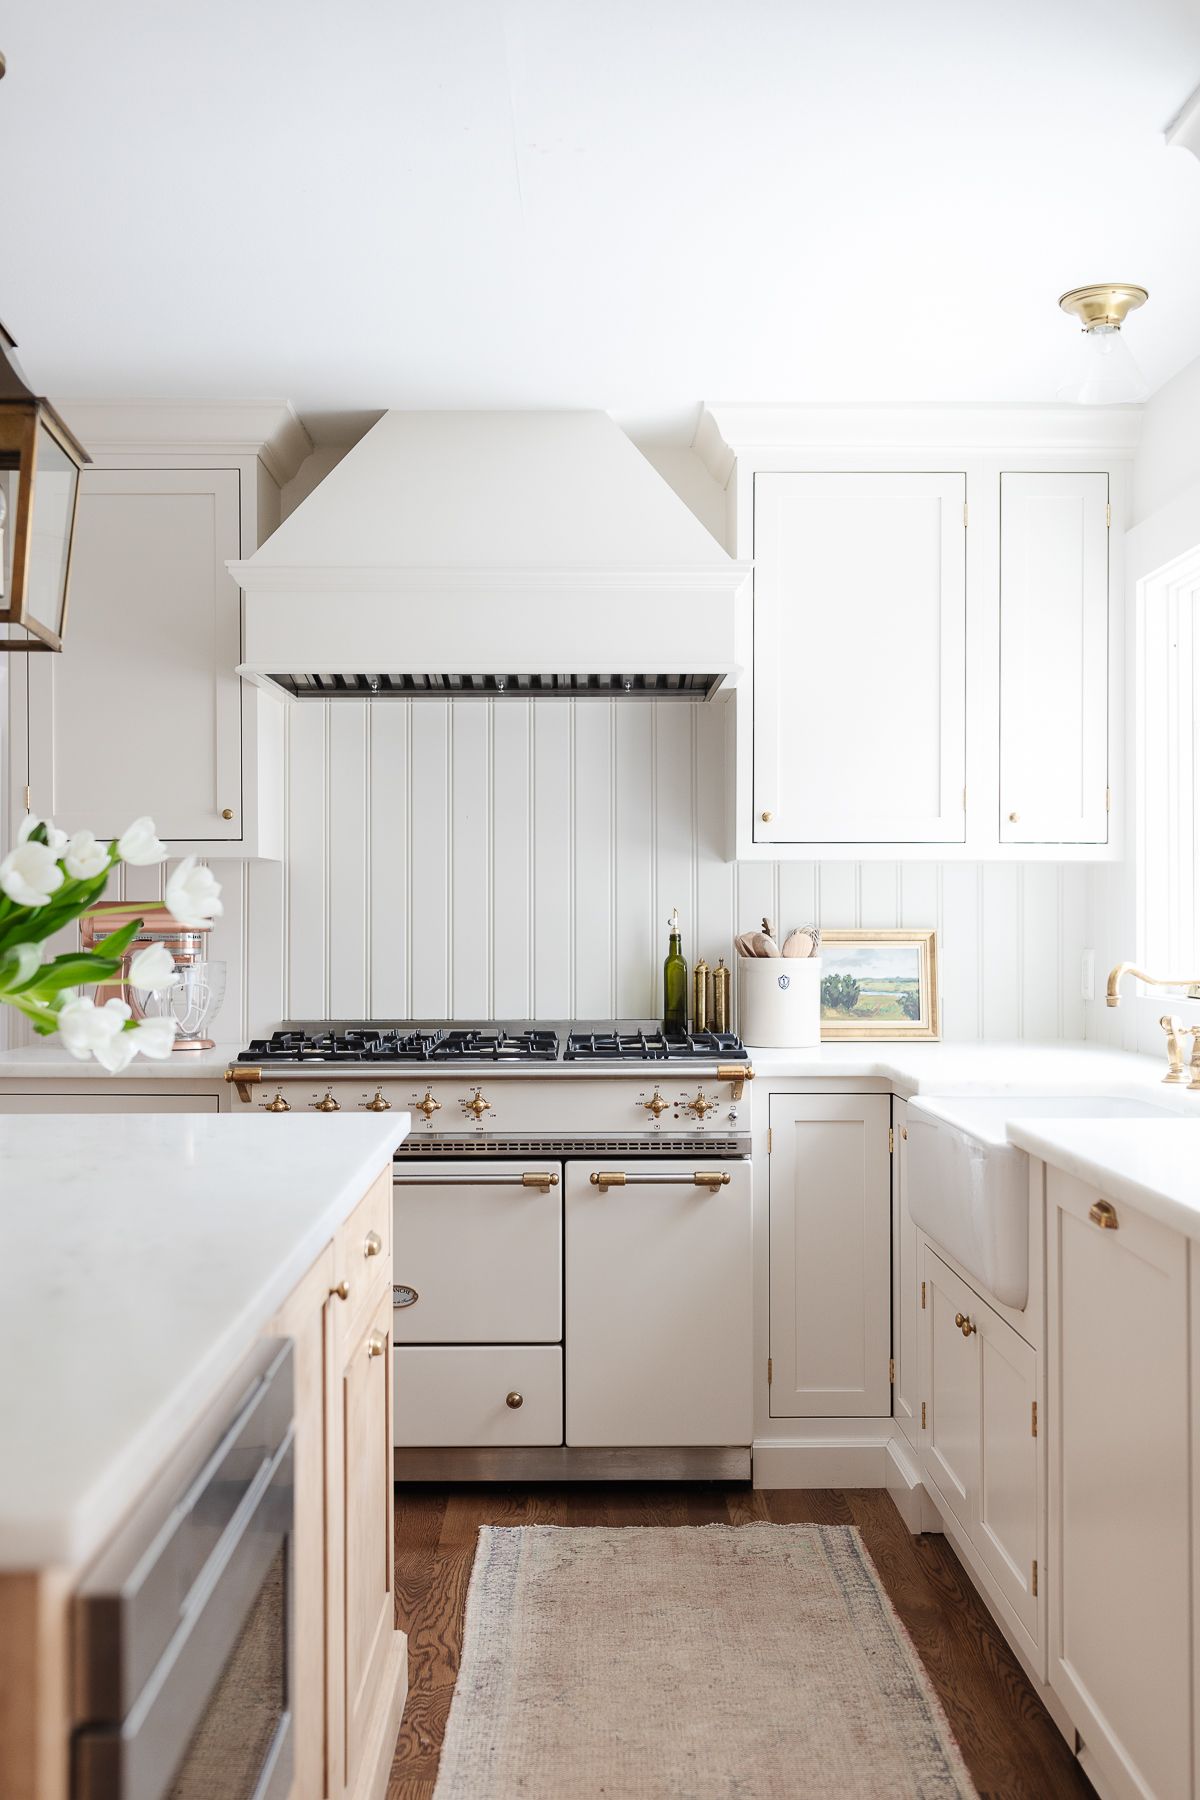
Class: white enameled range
225,1022,754,1480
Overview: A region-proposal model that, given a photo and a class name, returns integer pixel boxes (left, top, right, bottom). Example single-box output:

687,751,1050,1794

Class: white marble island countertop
1006,1118,1200,1241
0,1112,408,1571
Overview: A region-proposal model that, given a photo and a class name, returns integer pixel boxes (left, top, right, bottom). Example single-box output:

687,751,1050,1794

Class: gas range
225,1020,753,1154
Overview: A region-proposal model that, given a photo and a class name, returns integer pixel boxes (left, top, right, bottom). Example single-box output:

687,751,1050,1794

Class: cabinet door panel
999,472,1109,844
564,1160,752,1446
923,1249,978,1533
893,1105,918,1443
1048,1172,1190,1800
753,472,966,843
28,468,243,842
395,1345,563,1446
339,1285,395,1792
769,1095,892,1417
976,1307,1038,1641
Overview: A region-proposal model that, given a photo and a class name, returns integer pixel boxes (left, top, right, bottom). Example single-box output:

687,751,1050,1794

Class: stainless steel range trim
393,1134,749,1157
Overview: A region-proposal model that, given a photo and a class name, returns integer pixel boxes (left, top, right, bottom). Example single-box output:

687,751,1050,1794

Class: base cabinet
1047,1170,1191,1800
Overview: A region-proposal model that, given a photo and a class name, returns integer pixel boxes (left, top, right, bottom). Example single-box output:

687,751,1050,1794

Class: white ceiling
5,0,1200,443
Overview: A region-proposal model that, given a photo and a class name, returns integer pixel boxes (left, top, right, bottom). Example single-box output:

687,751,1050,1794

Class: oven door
564,1158,753,1447
72,1342,294,1800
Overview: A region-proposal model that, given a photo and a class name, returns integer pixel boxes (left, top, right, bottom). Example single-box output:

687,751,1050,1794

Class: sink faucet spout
1106,962,1200,1007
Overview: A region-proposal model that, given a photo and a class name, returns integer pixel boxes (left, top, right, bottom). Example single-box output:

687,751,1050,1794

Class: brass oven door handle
589,1170,732,1190
392,1171,559,1187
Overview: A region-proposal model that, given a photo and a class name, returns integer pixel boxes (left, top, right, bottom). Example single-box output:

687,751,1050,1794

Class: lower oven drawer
392,1161,562,1342
394,1345,563,1447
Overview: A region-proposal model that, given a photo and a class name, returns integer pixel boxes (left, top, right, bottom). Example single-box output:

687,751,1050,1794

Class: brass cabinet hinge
1105,786,1112,813
889,1358,896,1384
22,784,31,811
920,1400,927,1430
1106,501,1112,528
961,786,967,812
963,500,968,529
888,1126,895,1154
767,1127,773,1154
1031,1400,1038,1438
1031,1558,1038,1597
921,1280,926,1310
767,1357,773,1386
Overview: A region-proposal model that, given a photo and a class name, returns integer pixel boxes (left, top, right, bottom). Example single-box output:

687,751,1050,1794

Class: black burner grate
563,1029,747,1062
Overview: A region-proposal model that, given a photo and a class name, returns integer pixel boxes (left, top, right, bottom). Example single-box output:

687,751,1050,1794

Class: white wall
1087,354,1200,1052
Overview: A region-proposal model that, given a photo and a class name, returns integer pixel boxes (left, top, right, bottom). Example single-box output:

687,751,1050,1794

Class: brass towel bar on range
391,1170,559,1188
589,1170,732,1190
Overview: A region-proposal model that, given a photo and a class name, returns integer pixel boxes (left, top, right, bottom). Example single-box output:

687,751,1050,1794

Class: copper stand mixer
80,902,222,1050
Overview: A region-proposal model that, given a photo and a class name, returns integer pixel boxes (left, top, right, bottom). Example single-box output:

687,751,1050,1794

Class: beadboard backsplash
146,695,1088,1044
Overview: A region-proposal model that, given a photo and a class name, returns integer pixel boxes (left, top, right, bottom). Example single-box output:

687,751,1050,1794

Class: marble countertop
1006,1118,1200,1242
0,1042,241,1079
743,1038,1196,1102
0,1112,409,1571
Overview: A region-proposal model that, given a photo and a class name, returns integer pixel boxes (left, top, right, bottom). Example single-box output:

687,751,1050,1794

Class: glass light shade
1057,323,1150,405
0,322,89,651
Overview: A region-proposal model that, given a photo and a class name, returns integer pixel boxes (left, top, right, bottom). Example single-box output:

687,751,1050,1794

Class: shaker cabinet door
752,471,966,844
999,471,1109,844
26,468,244,843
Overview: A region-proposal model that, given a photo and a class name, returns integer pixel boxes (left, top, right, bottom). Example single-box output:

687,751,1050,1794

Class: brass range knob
415,1090,441,1120
685,1088,718,1120
954,1311,977,1338
361,1089,392,1112
313,1089,341,1112
464,1089,492,1119
505,1391,523,1409
262,1088,291,1113
643,1089,670,1118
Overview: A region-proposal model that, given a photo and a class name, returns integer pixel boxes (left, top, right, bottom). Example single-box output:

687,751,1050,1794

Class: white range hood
234,410,750,700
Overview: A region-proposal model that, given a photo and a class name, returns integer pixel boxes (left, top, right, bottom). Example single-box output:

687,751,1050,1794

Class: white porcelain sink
906,1094,1177,1309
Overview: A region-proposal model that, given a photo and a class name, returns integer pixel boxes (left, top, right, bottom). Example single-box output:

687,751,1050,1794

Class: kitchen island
0,1110,410,1800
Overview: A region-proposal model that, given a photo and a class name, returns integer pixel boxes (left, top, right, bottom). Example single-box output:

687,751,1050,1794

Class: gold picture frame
819,929,940,1041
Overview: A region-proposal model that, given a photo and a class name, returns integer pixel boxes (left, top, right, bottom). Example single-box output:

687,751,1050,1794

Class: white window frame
1134,543,1200,1022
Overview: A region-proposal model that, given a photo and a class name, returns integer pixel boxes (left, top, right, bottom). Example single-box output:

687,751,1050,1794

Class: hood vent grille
267,671,725,701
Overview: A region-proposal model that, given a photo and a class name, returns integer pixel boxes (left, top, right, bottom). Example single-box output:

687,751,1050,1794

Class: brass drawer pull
366,1330,388,1359
363,1230,383,1258
506,1391,523,1409
954,1311,977,1337
330,1280,350,1302
1089,1199,1119,1230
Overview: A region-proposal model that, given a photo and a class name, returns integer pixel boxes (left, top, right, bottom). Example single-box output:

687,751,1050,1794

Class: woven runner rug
432,1523,978,1799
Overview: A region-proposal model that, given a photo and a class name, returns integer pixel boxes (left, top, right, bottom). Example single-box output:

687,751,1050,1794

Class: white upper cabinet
753,472,967,845
999,472,1110,845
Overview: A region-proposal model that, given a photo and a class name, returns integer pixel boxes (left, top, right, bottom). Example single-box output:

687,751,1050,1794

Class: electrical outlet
1081,948,1095,1002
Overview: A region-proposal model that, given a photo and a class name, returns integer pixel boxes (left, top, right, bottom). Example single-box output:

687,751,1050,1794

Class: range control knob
361,1089,392,1112
414,1090,441,1120
313,1089,341,1113
463,1088,493,1120
642,1089,670,1119
684,1088,719,1121
262,1088,291,1113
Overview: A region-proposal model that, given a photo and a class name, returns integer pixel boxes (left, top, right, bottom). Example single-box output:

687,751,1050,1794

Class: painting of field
820,945,924,1022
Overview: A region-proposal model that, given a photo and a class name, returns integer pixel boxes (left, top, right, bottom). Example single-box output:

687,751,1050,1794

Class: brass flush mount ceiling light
1057,283,1150,405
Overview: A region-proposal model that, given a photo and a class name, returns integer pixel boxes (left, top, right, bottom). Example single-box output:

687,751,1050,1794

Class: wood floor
387,1483,1093,1800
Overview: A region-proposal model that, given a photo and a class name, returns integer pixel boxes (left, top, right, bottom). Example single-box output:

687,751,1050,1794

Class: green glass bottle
663,907,688,1034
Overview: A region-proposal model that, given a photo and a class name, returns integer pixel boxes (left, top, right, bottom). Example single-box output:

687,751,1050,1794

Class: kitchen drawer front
392,1162,562,1342
335,1169,393,1348
394,1346,563,1447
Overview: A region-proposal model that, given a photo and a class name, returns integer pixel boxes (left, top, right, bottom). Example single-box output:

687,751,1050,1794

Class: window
1136,544,1200,992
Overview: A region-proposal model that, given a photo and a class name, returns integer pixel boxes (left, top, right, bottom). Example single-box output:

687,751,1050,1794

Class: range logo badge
777,974,790,990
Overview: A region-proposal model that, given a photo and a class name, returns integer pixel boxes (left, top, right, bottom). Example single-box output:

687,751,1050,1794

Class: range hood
233,410,750,700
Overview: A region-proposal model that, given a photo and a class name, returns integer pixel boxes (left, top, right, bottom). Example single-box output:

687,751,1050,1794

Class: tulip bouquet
0,814,223,1071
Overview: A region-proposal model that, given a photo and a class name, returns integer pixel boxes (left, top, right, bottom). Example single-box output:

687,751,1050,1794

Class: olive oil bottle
663,907,688,1034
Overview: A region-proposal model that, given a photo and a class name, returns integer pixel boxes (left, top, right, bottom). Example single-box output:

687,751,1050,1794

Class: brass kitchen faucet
1106,963,1200,1088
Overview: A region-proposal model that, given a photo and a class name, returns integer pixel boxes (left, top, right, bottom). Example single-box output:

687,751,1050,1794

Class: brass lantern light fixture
0,322,90,651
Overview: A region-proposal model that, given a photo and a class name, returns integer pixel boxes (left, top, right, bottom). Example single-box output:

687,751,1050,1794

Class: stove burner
430,1029,559,1062
563,1029,748,1062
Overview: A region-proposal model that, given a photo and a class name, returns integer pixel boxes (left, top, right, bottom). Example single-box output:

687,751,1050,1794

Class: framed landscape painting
819,929,940,1041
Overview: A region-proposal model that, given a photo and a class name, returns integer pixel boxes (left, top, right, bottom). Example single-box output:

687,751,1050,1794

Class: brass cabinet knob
221,808,234,820
1009,812,1020,823
330,1280,350,1301
685,1088,718,1120
313,1089,341,1112
262,1089,291,1113
464,1090,491,1119
362,1089,392,1112
366,1330,388,1359
415,1090,441,1119
643,1089,670,1118
760,810,774,823
1088,1199,1119,1230
505,1391,524,1409
954,1311,977,1337
363,1230,383,1258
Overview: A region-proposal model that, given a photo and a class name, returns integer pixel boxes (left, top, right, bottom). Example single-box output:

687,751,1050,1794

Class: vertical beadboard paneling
368,702,408,1019
451,704,490,1018
201,861,245,1042
221,694,1092,1042
408,705,450,1018
327,704,369,1018
614,706,654,1018
532,702,572,1016
573,702,614,1018
490,701,532,1017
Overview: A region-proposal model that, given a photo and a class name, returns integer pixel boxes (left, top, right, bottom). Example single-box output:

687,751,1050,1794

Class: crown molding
56,399,314,486
692,402,1144,484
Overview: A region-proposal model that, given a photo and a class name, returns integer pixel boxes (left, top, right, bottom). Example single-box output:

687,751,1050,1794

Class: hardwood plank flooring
387,1484,1092,1800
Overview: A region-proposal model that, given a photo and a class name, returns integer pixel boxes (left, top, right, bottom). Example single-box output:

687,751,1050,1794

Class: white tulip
0,841,66,907
17,814,67,854
128,943,179,992
64,829,110,882
117,817,167,866
56,995,131,1063
130,1016,178,1061
165,857,223,926
94,1024,140,1074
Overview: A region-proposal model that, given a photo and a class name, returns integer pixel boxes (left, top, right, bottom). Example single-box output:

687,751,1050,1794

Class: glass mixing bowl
132,958,226,1049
